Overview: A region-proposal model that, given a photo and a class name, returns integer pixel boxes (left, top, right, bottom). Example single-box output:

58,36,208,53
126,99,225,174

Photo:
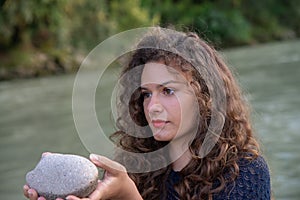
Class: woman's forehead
141,62,188,85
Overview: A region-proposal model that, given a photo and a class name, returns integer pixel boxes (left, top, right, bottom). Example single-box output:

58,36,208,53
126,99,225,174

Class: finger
87,181,105,200
37,197,46,200
65,195,89,200
28,188,39,200
41,152,52,158
89,154,126,175
23,185,30,198
67,181,106,200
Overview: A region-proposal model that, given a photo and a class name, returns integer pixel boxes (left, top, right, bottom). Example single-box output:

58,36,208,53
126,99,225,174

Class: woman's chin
153,130,173,142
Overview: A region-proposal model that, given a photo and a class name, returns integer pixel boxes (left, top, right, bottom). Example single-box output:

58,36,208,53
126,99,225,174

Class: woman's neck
172,150,192,171
169,141,192,171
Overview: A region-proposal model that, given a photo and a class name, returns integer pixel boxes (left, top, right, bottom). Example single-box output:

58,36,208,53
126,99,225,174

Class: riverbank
1,37,298,81
1,0,299,81
0,48,85,81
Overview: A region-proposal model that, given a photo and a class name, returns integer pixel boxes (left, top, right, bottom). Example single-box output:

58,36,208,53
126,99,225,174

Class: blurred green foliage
0,0,157,51
142,0,300,46
0,0,299,79
0,0,67,49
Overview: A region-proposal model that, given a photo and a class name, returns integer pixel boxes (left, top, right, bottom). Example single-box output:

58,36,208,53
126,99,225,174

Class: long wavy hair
110,28,260,200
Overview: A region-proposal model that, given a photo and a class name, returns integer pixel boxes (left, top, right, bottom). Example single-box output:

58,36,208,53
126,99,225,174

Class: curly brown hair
110,28,260,200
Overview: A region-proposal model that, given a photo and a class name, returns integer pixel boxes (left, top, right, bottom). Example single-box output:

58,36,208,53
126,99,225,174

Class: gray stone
26,153,98,200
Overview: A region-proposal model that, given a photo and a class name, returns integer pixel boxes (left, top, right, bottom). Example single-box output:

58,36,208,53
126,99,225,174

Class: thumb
89,154,126,175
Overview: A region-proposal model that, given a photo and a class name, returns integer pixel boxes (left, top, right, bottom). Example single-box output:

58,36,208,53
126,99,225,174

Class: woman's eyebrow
140,80,187,90
161,80,187,86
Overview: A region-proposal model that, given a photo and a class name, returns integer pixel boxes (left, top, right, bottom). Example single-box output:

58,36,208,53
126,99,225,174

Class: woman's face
141,62,199,142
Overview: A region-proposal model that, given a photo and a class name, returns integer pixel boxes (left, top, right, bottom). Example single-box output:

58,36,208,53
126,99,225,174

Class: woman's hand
23,185,64,200
23,153,143,200
23,184,41,200
66,154,143,200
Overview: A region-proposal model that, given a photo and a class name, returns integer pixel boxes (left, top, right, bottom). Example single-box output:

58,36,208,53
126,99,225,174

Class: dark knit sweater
165,156,271,200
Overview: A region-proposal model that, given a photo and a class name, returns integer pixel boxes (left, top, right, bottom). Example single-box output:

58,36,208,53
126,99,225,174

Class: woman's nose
147,95,163,114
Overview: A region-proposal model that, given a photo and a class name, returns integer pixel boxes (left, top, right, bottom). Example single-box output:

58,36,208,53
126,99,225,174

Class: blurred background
0,0,299,199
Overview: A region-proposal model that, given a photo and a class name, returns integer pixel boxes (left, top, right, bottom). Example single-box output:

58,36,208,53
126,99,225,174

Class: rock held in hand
26,153,98,200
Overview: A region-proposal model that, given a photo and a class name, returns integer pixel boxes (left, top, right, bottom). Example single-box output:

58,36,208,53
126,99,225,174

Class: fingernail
28,189,33,197
23,185,29,190
90,154,101,161
42,152,51,158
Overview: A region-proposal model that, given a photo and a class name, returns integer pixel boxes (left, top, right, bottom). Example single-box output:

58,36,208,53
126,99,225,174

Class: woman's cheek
166,97,181,114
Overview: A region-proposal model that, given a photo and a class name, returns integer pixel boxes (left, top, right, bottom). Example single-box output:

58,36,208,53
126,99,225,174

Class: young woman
24,28,271,200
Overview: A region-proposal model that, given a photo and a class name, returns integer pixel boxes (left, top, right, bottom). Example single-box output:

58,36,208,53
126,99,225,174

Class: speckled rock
26,153,98,200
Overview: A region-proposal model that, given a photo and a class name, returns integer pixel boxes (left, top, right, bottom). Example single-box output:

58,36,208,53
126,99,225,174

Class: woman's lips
152,120,168,128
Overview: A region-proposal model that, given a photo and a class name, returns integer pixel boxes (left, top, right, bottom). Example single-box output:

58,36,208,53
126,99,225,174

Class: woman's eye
141,91,151,99
163,88,175,95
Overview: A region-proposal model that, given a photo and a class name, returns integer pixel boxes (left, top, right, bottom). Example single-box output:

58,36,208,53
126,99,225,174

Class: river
0,39,299,199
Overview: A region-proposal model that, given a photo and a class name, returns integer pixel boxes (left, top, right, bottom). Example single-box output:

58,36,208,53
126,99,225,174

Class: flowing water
0,39,299,199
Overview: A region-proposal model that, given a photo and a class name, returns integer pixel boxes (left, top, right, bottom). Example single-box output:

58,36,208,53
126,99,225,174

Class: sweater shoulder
214,155,271,200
